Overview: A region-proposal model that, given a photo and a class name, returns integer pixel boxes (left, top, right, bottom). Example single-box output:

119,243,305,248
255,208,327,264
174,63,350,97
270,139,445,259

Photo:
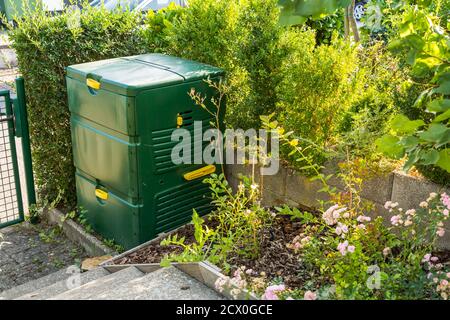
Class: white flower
420,201,428,208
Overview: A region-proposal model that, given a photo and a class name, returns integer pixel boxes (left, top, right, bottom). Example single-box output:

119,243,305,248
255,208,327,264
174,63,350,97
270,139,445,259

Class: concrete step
17,267,111,300
50,267,144,300
0,266,74,300
95,267,225,300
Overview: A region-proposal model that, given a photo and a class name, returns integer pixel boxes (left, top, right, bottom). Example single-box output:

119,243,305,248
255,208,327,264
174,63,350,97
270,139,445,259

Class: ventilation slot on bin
151,118,213,174
154,180,213,233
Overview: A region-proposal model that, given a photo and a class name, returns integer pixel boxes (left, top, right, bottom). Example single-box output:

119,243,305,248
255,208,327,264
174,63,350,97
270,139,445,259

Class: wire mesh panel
0,94,23,227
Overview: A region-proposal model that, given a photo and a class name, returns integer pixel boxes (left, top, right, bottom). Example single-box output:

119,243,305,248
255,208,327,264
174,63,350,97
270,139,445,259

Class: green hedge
8,4,147,207
161,0,283,129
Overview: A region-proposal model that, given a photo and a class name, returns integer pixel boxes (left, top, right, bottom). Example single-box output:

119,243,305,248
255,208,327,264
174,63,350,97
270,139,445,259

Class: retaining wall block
285,168,330,210
391,171,450,209
261,189,286,208
323,160,394,206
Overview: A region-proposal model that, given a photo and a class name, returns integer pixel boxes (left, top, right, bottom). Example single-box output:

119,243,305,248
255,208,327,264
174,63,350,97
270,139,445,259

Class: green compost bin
66,54,225,250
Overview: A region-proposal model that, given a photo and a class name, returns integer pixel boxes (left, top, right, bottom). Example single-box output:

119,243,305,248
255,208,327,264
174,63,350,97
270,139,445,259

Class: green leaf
406,49,417,65
404,153,417,171
400,136,419,152
404,34,425,50
160,258,172,267
411,57,441,78
436,149,450,173
278,0,351,26
391,115,425,134
435,80,450,95
434,109,450,123
388,39,405,52
427,99,450,113
418,124,450,144
278,14,307,26
419,149,440,165
375,135,405,159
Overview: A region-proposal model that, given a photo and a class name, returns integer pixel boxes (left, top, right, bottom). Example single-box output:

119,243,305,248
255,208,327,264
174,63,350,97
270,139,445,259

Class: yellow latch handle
95,189,108,200
177,114,183,128
87,78,101,90
184,165,216,181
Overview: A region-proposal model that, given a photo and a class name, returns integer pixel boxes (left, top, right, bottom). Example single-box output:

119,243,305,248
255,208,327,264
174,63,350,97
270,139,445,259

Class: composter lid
66,53,224,96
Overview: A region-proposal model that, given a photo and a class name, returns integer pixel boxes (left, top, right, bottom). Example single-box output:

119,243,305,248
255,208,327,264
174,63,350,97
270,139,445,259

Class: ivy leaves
376,6,450,173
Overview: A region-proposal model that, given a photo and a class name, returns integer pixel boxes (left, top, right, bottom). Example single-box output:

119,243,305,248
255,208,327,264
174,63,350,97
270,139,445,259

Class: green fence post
15,77,36,206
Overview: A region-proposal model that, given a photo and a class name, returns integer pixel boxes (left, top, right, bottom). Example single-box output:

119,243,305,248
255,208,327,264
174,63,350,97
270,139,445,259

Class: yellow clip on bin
86,78,101,90
177,114,183,128
184,165,216,181
95,189,108,200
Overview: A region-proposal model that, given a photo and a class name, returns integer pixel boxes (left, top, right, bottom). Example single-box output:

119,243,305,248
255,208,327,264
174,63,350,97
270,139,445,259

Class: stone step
50,267,144,300
94,267,225,300
0,266,74,300
17,267,111,300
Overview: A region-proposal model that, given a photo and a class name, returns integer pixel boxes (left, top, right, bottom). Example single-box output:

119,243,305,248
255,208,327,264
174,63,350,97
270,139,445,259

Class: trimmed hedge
8,5,147,207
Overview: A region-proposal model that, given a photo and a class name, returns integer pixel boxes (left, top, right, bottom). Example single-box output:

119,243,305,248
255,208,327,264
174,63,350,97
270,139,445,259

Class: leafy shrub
163,0,283,129
161,173,274,272
305,10,345,45
275,29,359,168
8,4,148,207
376,6,450,177
338,42,414,162
142,2,184,53
287,194,449,300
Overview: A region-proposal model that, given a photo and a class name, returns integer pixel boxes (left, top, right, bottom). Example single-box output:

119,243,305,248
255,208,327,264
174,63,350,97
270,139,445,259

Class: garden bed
105,210,450,300
112,215,306,289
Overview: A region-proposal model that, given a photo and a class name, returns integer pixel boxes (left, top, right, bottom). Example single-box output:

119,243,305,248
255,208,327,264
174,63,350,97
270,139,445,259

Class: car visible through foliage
90,0,186,12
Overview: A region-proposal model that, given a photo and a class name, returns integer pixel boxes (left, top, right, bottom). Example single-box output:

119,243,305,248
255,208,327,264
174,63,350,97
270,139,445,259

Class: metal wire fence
0,96,20,226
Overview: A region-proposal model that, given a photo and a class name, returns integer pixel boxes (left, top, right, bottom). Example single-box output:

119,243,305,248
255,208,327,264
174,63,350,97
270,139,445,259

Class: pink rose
337,241,349,256
262,284,286,300
304,291,317,300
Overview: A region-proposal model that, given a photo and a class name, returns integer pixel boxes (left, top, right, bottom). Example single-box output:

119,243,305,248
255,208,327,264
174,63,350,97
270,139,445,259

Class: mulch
113,215,306,288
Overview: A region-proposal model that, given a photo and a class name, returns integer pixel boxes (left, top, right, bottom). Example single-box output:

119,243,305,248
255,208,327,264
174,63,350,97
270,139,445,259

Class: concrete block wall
225,164,450,249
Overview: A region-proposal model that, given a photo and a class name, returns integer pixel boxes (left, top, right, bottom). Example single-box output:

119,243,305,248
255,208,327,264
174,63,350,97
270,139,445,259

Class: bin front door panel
71,115,139,201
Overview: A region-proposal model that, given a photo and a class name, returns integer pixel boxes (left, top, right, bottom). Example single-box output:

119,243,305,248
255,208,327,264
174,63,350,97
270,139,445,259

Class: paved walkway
0,222,87,292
